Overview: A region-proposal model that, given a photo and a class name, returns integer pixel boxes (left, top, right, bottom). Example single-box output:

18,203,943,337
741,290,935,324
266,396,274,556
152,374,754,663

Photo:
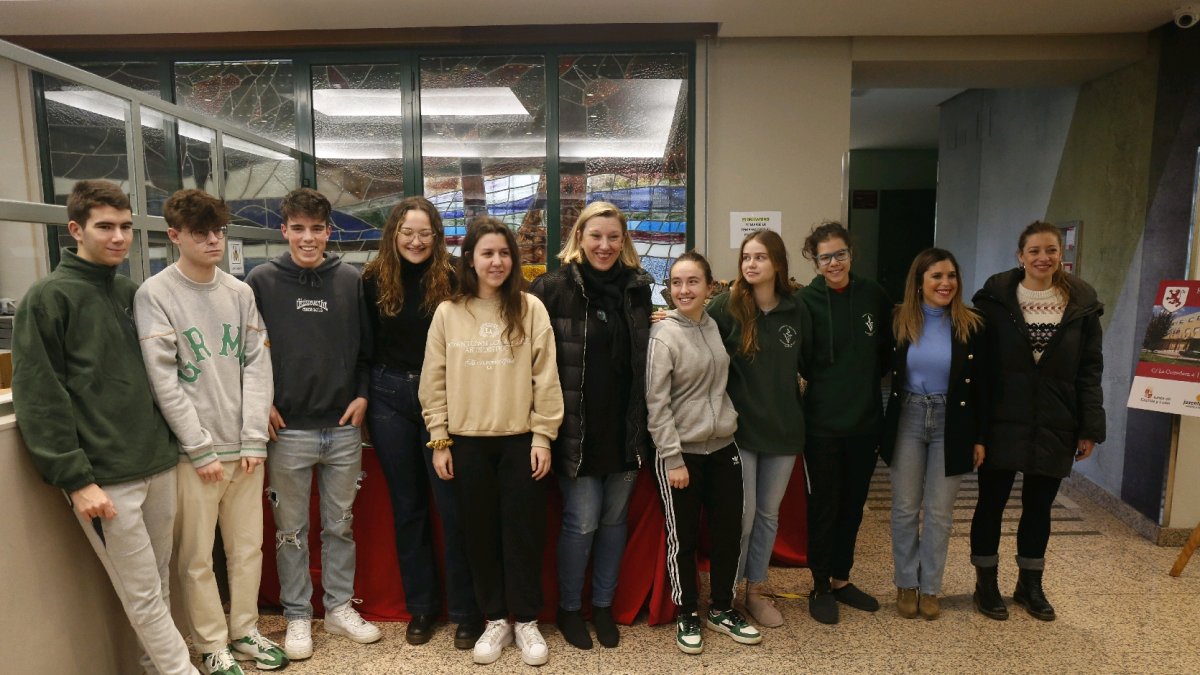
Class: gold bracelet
426,438,454,451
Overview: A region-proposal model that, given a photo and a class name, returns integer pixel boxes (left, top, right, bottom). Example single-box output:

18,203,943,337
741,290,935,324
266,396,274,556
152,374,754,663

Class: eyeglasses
399,228,435,243
816,248,851,267
186,226,227,244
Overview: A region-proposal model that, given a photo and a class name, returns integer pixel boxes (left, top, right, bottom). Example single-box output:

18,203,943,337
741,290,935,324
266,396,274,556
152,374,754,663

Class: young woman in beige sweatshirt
419,217,564,667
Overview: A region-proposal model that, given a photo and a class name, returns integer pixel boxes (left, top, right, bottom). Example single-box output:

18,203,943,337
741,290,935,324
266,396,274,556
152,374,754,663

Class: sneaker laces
286,621,310,640
515,621,545,647
679,613,701,633
240,627,277,650
722,608,751,627
480,619,509,642
206,649,236,669
333,599,369,627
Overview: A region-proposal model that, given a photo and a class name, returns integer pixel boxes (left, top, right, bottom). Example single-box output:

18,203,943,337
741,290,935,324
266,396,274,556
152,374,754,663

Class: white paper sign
228,238,244,276
730,211,782,248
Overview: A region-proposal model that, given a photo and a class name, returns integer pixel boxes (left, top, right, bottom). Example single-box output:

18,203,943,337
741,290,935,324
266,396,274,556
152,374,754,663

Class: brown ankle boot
745,582,784,628
918,593,941,620
896,587,918,619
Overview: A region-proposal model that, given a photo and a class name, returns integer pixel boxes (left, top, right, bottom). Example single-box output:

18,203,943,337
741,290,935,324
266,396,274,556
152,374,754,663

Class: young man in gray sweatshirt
245,188,380,659
135,189,286,675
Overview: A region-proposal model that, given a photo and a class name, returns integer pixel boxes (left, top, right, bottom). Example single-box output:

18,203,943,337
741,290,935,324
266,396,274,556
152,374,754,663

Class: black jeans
367,365,480,622
655,443,744,615
970,468,1062,560
452,433,546,622
804,435,878,589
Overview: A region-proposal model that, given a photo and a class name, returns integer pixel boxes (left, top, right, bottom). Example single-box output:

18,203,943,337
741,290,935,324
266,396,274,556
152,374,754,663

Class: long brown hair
1018,221,1072,303
362,196,454,317
729,230,797,358
455,217,527,346
893,247,983,345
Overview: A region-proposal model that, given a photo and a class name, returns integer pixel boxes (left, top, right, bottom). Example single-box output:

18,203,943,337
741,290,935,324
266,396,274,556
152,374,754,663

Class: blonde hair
557,201,642,268
893,247,983,345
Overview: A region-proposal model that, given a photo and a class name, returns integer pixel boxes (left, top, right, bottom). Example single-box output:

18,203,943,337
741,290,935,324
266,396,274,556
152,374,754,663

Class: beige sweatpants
74,468,198,675
175,460,265,653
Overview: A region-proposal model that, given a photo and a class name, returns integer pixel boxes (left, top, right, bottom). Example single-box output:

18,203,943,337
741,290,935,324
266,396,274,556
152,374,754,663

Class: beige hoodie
419,293,564,448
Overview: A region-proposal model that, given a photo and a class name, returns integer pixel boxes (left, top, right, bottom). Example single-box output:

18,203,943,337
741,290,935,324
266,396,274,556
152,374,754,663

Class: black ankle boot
972,565,1008,621
1013,568,1056,621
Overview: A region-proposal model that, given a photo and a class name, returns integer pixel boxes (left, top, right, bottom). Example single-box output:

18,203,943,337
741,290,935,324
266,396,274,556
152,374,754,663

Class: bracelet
426,438,454,451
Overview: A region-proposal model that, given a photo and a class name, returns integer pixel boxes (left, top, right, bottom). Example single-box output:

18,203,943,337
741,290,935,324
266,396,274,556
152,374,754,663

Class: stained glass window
41,75,132,205
559,53,689,301
174,60,297,148
420,55,547,270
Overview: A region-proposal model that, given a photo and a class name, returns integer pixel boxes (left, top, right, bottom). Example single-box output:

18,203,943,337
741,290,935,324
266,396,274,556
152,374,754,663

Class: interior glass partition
41,77,133,204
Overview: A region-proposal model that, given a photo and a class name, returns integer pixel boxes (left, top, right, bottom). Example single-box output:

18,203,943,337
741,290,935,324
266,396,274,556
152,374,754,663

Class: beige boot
918,593,941,620
745,582,784,628
896,587,918,619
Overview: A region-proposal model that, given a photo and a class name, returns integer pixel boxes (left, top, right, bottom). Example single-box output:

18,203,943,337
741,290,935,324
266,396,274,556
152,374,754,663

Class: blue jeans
368,365,479,622
737,450,797,584
889,393,963,594
268,425,363,620
557,470,638,611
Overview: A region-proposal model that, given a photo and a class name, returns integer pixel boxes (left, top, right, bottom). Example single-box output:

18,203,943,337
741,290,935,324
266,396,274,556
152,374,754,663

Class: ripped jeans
268,425,363,620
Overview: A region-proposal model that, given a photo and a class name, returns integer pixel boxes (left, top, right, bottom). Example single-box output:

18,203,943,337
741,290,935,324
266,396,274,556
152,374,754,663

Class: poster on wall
730,211,782,248
1129,280,1200,416
227,238,244,276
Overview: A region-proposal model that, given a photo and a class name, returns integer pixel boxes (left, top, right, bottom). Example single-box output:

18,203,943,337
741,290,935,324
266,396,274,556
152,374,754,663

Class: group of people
12,178,1105,674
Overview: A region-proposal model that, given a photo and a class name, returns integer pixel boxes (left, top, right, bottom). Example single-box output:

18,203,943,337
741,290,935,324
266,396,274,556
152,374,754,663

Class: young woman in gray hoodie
646,251,762,656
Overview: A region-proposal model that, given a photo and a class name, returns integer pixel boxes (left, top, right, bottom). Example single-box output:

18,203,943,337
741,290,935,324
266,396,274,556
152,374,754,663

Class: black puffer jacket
529,262,654,478
880,314,989,477
972,269,1105,478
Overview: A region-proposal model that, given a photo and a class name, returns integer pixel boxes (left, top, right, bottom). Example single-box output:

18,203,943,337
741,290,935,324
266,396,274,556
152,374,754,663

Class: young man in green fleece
12,180,199,675
136,189,287,675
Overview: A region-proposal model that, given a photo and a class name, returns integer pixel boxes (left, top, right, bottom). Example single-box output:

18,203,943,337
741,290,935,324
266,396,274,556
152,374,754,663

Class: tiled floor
251,467,1200,673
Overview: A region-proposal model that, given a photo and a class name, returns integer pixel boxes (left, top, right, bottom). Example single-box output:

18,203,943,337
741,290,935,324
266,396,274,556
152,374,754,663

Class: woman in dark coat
528,201,653,650
969,221,1105,622
880,248,987,621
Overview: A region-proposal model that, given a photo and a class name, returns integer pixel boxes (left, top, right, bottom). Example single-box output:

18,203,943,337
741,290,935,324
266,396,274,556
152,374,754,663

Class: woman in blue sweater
879,248,986,620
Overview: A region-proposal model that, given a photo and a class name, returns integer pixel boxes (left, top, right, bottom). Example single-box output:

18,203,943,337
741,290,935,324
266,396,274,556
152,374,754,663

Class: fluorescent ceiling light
45,89,293,161
312,87,530,118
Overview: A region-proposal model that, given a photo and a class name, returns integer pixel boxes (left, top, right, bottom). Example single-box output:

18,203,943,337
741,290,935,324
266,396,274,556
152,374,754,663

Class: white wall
699,37,851,283
0,61,48,302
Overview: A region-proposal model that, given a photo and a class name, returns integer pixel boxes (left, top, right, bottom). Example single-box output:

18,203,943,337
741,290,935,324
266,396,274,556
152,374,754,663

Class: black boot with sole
1013,568,1056,621
972,565,1008,620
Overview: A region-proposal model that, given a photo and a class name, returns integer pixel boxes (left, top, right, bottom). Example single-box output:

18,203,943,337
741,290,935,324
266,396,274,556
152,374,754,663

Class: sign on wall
1129,280,1200,416
228,238,244,276
730,211,782,248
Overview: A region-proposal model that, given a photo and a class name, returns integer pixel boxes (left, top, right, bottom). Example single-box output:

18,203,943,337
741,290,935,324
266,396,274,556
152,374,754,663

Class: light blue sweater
904,303,951,395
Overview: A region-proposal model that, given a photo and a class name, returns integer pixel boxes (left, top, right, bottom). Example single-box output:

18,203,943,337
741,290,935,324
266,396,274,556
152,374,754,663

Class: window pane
174,60,296,148
420,55,547,270
41,77,132,205
559,53,689,300
223,137,297,228
312,64,406,254
77,62,162,94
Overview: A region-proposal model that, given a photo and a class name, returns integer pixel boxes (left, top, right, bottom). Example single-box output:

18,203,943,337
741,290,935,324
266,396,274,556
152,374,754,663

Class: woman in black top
362,197,481,647
529,201,653,650
970,221,1104,622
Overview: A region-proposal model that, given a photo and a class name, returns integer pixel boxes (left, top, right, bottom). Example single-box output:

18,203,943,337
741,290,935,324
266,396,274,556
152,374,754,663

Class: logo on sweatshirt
479,322,500,338
177,323,247,382
862,312,876,337
296,299,328,313
779,325,797,347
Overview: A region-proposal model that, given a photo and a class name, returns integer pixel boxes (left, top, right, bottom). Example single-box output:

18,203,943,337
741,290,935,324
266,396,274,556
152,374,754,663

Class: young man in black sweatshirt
245,188,379,659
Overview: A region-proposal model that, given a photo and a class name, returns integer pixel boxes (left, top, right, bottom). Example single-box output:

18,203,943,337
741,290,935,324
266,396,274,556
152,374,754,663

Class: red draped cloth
259,447,807,626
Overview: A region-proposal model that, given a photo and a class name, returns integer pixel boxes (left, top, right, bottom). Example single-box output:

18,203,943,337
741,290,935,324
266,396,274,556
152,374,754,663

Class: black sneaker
809,589,839,624
832,583,880,612
454,620,484,650
556,607,593,649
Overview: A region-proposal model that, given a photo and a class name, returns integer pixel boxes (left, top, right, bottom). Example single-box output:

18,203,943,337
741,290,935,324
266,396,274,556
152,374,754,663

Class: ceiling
0,0,1185,38
850,88,963,150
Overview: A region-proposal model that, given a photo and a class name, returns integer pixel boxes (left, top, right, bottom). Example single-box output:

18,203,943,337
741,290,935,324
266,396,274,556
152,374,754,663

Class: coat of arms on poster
1129,280,1200,416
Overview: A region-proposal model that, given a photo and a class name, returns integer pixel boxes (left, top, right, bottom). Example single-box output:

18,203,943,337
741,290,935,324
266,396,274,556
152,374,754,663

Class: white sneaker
514,620,548,666
324,600,383,644
284,619,312,660
473,619,513,665
201,647,244,675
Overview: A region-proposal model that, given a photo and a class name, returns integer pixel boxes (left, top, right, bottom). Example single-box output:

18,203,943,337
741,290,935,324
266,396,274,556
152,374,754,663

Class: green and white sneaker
231,628,290,670
201,648,245,675
675,613,703,654
705,607,763,645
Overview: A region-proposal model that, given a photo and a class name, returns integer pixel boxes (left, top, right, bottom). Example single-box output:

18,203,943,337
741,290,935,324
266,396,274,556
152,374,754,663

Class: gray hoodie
645,309,738,470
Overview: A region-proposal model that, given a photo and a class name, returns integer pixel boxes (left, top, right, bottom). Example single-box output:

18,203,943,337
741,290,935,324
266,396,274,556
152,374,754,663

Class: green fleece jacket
13,250,177,492
707,287,812,455
799,273,894,438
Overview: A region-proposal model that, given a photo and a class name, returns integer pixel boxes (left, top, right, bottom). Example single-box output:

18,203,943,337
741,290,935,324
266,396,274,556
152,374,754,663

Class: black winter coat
880,314,989,477
972,269,1105,478
529,263,654,478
